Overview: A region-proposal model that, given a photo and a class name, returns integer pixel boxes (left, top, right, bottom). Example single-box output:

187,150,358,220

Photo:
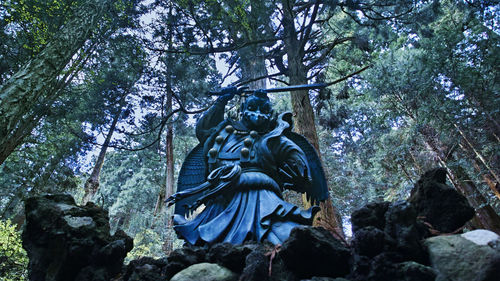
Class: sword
207,83,328,96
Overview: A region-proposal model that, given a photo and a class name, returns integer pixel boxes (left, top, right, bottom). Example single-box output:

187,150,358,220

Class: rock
395,261,436,281
239,245,270,281
424,234,500,281
474,253,500,281
351,201,390,232
409,168,474,233
357,254,435,281
351,226,387,258
350,201,431,281
268,248,297,281
121,257,168,281
22,194,133,281
165,246,207,279
281,226,350,279
207,242,256,273
461,229,500,246
170,262,238,281
384,201,428,263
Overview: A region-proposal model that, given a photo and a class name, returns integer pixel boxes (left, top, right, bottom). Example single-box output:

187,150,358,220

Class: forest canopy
0,0,499,275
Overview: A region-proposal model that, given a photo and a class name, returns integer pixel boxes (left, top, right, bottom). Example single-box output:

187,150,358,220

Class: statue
166,87,329,245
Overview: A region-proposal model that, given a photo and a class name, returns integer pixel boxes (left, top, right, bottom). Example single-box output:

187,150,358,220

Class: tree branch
147,37,282,55
323,64,372,87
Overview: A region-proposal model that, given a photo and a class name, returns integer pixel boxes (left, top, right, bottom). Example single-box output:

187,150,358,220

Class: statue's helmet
240,89,273,131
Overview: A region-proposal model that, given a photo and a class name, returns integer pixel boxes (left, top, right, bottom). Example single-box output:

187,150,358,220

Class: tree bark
453,122,500,186
281,0,343,237
0,0,111,165
82,108,121,205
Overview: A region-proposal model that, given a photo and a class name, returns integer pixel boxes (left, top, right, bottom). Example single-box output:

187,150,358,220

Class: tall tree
81,34,146,204
0,0,113,164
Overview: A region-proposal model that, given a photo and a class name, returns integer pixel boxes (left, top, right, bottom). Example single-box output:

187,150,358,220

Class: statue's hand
279,161,311,192
216,86,248,103
217,86,238,103
165,193,181,207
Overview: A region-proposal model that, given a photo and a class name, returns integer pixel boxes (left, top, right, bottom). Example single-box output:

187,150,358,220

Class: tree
81,35,146,204
0,219,28,280
0,0,114,165
322,0,500,233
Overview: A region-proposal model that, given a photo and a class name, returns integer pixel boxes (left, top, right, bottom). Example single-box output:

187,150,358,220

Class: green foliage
125,229,165,262
0,220,28,281
320,0,500,219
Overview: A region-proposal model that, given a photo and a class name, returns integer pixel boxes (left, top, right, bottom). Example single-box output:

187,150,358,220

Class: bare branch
323,64,372,87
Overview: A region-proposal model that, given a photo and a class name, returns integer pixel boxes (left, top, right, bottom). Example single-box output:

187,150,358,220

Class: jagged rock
350,201,431,280
120,257,167,281
268,248,297,281
409,168,474,233
170,262,238,281
351,226,387,258
384,201,428,263
207,242,257,273
22,194,133,281
281,226,350,279
239,245,270,281
369,254,435,281
350,252,435,281
461,229,500,246
424,234,500,281
165,246,207,279
351,201,390,232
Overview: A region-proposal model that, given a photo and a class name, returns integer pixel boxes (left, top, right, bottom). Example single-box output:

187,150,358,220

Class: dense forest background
0,0,498,279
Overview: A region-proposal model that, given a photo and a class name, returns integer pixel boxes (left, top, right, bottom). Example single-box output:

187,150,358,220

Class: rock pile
22,169,499,281
22,194,132,281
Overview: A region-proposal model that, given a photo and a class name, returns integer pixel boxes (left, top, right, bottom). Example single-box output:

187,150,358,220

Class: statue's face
241,95,273,130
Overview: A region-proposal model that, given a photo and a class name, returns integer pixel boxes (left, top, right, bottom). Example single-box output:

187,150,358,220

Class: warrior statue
166,86,329,245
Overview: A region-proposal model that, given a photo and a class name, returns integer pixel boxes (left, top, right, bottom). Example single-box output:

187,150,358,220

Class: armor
167,89,328,245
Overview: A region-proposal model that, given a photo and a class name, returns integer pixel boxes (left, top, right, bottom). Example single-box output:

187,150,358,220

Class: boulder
165,246,207,279
239,245,270,281
409,168,474,233
461,229,500,246
351,201,390,232
281,226,350,279
383,201,428,263
170,262,238,281
22,194,133,281
350,201,431,281
121,257,168,281
351,252,435,281
207,242,257,273
424,234,500,281
351,226,387,258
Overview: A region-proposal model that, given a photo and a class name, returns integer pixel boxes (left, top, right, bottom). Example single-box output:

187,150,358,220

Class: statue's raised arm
168,89,328,245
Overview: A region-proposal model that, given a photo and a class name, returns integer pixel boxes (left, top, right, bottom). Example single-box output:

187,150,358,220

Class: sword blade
207,83,328,96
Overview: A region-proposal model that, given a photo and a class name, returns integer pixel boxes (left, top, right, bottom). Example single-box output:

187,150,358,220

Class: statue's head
240,90,273,131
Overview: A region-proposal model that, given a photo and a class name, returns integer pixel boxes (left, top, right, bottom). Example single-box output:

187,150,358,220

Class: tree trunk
154,89,175,216
0,0,110,165
281,0,344,237
82,108,121,205
453,122,500,186
470,150,500,201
